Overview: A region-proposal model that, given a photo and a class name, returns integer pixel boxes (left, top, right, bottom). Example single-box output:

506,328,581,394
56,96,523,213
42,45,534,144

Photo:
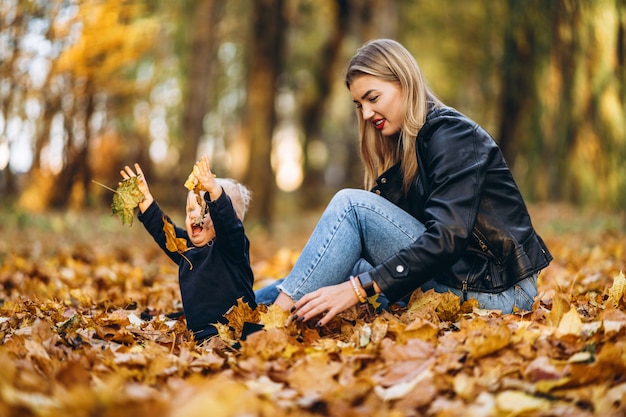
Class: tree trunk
495,0,538,169
48,80,94,209
178,0,224,176
298,0,351,208
242,0,286,227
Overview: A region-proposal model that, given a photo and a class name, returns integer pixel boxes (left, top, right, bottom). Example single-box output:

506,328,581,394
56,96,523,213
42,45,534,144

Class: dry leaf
221,298,259,338
607,271,626,308
555,306,582,337
163,217,189,253
496,390,550,414
465,321,511,358
1,204,625,417
162,217,193,269
259,304,290,329
112,176,145,226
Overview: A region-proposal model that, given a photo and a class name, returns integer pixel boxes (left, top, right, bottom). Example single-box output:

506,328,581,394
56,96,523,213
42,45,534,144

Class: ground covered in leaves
0,204,625,417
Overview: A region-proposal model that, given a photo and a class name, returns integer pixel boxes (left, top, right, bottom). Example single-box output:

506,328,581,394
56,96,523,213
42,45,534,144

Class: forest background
2,0,625,224
1,1,626,416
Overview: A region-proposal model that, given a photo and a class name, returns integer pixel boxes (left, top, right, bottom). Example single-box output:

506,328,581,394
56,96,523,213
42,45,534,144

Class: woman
256,39,552,327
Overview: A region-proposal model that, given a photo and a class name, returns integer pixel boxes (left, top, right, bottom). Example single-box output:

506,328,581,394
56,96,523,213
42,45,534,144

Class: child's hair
215,178,252,220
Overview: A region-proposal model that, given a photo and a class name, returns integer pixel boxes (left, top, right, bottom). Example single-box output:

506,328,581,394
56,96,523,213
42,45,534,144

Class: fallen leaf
112,176,145,226
465,321,511,359
496,390,550,414
606,271,626,308
555,306,582,337
374,361,434,401
259,303,290,330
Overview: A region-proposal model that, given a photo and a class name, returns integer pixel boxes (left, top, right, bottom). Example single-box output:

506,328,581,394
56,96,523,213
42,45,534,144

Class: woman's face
349,74,403,138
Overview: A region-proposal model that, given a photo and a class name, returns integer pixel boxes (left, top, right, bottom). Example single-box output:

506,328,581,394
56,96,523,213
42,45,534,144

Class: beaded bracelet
350,275,367,303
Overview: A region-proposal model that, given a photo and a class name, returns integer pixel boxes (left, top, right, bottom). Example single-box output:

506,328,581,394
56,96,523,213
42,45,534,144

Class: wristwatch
357,272,377,298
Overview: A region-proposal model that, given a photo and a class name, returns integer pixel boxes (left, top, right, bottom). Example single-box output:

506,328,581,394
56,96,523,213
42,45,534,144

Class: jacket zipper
473,230,500,264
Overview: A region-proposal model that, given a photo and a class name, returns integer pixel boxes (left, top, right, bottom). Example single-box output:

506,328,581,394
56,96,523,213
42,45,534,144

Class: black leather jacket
362,106,552,303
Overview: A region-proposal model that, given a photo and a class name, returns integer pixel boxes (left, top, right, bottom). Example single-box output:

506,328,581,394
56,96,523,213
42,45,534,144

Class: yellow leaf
240,327,289,361
555,306,582,337
259,304,290,330
496,390,550,414
549,293,570,327
111,176,144,226
465,321,511,358
221,298,259,338
184,171,200,192
406,289,461,323
162,217,189,253
607,271,626,308
213,322,235,345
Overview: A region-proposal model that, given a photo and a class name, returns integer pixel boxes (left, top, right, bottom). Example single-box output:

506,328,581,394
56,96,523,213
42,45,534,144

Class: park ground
0,203,625,417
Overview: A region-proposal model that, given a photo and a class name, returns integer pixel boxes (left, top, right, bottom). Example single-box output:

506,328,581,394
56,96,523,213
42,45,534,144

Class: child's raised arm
120,163,154,213
194,155,222,201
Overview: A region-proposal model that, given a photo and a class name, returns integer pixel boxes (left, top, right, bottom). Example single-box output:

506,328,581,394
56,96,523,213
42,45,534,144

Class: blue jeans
255,189,537,314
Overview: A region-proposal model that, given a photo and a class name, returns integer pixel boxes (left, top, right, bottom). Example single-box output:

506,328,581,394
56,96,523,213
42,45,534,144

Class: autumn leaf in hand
111,176,144,226
184,164,215,193
184,165,206,192
163,216,188,253
184,171,200,192
162,216,193,269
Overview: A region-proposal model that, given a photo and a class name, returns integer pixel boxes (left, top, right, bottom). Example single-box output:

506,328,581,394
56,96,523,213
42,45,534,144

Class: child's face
185,191,216,247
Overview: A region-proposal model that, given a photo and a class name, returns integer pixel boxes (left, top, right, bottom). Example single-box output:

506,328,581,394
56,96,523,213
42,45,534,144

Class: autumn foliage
0,205,625,417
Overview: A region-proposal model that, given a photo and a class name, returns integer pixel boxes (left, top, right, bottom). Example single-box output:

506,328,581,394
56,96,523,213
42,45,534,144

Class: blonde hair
345,39,443,193
215,178,251,220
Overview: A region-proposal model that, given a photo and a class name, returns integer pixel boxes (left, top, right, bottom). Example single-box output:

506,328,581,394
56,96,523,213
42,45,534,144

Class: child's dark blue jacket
138,191,256,340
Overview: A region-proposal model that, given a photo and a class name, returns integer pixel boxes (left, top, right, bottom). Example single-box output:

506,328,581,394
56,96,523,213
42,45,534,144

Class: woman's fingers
293,289,339,325
292,281,361,327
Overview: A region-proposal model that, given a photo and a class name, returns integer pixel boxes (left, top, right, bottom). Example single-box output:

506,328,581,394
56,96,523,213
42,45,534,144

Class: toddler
120,155,256,341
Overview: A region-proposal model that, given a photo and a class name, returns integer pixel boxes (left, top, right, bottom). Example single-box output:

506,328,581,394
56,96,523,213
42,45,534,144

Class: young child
120,155,256,341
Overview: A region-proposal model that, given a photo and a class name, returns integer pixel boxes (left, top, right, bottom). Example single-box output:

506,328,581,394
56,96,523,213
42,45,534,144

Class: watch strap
357,272,377,298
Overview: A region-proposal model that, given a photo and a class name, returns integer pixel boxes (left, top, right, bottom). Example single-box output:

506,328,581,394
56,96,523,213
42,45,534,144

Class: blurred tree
0,0,34,198
242,0,287,226
288,0,401,210
495,0,539,167
8,0,160,210
50,0,159,208
177,0,224,178
2,0,625,214
294,0,351,207
498,0,626,208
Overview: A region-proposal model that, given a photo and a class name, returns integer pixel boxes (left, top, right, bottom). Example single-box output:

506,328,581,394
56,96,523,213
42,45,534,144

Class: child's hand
120,163,154,213
194,155,222,200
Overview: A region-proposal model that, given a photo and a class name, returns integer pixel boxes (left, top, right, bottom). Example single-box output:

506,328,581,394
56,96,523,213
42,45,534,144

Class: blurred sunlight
272,124,303,192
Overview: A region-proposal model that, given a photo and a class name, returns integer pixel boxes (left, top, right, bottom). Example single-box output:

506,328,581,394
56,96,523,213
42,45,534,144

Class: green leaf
112,176,144,226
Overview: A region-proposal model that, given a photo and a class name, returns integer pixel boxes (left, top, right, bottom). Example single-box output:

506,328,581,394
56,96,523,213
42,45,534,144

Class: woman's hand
120,163,153,213
194,155,222,200
291,280,361,327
